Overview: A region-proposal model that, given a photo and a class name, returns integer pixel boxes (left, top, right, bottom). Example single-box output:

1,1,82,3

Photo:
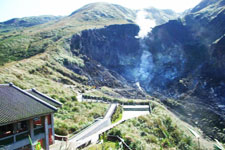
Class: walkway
122,105,149,120
70,104,117,141
50,104,150,150
69,105,150,149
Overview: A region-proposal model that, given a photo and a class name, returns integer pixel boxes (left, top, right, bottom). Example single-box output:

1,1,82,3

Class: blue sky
0,0,201,22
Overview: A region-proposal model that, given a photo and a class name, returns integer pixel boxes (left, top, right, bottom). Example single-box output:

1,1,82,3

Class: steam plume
135,10,156,38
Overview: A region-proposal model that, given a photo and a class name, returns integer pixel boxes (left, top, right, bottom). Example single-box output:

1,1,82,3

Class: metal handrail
0,130,28,141
70,119,102,140
107,135,132,150
0,134,14,141
15,130,29,136
34,126,44,130
0,126,44,142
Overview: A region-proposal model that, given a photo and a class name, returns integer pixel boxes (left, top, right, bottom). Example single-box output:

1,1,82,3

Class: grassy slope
0,3,219,147
91,101,215,150
0,3,133,136
0,52,108,135
0,2,134,65
85,141,119,150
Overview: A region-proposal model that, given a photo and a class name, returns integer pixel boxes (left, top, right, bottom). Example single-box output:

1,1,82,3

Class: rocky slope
70,24,141,81
0,0,224,144
68,0,225,142
140,0,225,141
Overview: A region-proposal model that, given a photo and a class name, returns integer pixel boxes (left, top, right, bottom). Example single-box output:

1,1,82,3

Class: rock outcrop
68,0,225,141
71,24,141,81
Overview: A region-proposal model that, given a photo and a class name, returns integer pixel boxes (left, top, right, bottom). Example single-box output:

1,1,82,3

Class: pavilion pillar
13,123,17,143
42,116,49,150
29,119,35,150
51,113,55,144
29,119,34,139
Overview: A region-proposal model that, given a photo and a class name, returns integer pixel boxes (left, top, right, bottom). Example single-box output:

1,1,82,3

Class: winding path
50,102,150,150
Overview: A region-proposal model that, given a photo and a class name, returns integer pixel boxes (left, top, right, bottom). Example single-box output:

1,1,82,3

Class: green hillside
0,2,221,149
0,2,138,136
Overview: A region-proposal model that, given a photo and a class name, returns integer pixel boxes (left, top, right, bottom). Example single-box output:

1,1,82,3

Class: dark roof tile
0,84,57,126
27,89,62,108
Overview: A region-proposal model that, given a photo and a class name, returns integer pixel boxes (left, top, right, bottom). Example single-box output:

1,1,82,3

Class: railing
55,134,68,141
34,126,44,135
0,130,29,146
107,135,132,150
70,119,102,140
15,130,29,141
123,107,149,111
82,95,150,105
0,135,14,146
0,126,45,147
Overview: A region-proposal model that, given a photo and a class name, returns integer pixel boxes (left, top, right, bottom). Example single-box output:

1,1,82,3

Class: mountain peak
69,2,136,22
191,0,225,13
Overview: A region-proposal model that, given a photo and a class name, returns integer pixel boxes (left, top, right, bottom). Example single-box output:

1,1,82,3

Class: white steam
134,10,155,85
137,41,154,82
135,10,156,38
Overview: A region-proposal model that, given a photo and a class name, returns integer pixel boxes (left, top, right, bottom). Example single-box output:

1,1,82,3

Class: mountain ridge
0,15,63,33
0,1,224,146
66,0,225,142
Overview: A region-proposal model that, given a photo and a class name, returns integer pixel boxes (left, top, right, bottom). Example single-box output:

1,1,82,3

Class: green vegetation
83,93,150,104
112,114,123,124
0,53,108,136
0,3,220,149
85,133,121,150
164,98,181,108
0,5,133,136
0,16,62,32
111,105,123,123
55,101,108,136
105,102,205,150
0,2,132,66
85,141,119,150
0,32,55,65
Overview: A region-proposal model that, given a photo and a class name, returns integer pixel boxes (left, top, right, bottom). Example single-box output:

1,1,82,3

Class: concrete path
76,92,83,102
70,104,117,142
122,105,149,120
50,104,150,150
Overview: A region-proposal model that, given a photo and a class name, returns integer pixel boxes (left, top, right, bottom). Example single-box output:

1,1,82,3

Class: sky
0,0,202,22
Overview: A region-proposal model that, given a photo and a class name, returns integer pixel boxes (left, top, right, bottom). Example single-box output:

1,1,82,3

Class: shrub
111,105,123,123
107,128,122,137
55,127,68,136
146,135,158,144
69,125,79,133
138,116,148,124
164,117,172,129
55,120,69,135
141,131,147,137
72,106,80,112
51,94,59,99
59,97,66,103
171,128,182,144
71,96,77,101
90,112,101,119
161,138,171,148
178,140,191,150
